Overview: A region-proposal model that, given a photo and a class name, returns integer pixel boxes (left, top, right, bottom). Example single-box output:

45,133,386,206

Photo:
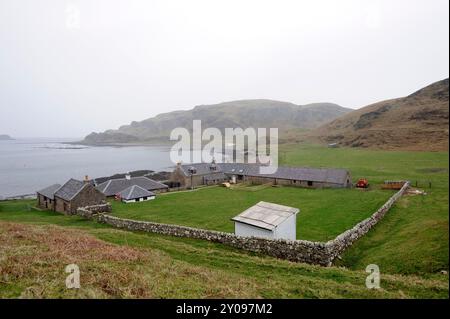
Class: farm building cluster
37,162,352,215
37,174,168,213
170,161,352,189
36,161,354,241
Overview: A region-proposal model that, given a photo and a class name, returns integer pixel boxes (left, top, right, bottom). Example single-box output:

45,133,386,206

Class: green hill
81,100,351,145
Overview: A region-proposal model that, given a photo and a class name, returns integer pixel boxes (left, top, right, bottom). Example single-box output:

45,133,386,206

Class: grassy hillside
81,100,351,145
307,79,449,151
0,217,447,298
279,144,449,274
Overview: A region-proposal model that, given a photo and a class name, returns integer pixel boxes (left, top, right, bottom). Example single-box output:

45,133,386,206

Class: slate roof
37,184,62,200
231,201,299,231
97,176,168,196
178,163,223,176
178,162,349,185
118,185,155,200
203,172,227,182
248,166,350,185
54,179,86,201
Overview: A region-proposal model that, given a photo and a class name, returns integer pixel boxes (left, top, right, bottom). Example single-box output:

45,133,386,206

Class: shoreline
65,140,173,148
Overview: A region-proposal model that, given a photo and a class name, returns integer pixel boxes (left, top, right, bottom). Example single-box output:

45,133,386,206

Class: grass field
279,144,449,275
0,144,448,298
110,186,394,242
0,213,447,298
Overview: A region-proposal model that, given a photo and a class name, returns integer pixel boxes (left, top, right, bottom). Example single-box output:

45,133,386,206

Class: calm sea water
0,138,175,198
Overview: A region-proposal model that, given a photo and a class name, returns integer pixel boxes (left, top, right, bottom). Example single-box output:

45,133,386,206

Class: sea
0,138,176,198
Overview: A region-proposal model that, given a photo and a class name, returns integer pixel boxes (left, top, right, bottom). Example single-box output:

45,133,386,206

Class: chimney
84,175,90,184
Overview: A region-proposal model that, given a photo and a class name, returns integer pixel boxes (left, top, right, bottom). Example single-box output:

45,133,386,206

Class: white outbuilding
231,201,299,240
117,185,156,203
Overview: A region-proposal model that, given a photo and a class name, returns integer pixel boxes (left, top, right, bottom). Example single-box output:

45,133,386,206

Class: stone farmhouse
171,162,352,189
37,178,106,214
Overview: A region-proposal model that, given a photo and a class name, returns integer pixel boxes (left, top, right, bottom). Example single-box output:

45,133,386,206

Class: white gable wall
273,214,297,240
235,222,274,239
234,213,297,240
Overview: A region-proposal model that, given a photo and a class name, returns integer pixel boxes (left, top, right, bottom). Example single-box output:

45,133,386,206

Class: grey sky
0,0,448,138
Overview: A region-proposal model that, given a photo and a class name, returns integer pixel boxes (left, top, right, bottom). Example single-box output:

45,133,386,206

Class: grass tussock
0,222,259,298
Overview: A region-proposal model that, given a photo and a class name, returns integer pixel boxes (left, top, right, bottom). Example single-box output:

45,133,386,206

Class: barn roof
203,172,227,181
249,166,350,185
97,176,168,196
37,184,62,200
177,162,349,185
118,185,155,200
231,201,299,231
54,179,86,201
178,163,223,176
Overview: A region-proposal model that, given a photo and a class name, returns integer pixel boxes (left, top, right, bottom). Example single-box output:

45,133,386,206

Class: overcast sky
0,0,448,138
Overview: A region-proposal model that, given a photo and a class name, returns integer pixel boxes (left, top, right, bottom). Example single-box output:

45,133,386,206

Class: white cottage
117,185,156,203
231,201,299,240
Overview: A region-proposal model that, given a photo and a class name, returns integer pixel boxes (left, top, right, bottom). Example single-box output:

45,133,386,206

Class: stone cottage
37,178,106,214
37,184,62,210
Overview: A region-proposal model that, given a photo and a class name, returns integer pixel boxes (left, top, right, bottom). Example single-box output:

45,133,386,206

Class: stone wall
76,203,112,218
325,181,410,259
94,214,333,266
76,182,409,266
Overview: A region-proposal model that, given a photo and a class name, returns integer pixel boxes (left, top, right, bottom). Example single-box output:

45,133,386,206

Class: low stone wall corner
76,203,112,219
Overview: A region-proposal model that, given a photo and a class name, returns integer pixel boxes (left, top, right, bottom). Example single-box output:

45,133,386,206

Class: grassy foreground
0,144,448,298
0,216,447,298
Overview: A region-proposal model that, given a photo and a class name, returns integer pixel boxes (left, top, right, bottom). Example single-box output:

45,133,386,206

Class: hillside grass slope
307,79,449,151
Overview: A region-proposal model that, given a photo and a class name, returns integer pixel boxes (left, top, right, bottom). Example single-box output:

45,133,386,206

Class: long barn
171,162,351,189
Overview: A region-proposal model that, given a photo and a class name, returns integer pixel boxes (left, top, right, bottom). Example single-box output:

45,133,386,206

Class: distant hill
308,79,449,151
0,134,13,141
80,99,351,145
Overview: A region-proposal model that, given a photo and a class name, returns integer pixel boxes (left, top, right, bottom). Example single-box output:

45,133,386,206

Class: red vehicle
356,178,369,188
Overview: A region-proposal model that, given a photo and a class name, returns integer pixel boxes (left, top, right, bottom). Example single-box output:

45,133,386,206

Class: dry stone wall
77,203,112,218
76,182,409,266
94,214,333,265
325,181,410,260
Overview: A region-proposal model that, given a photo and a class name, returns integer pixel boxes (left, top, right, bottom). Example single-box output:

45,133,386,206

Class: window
63,202,68,211
307,181,313,186
143,197,147,200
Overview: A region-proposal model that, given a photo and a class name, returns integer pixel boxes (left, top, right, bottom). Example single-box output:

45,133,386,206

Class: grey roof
203,172,227,182
232,201,299,231
249,166,350,185
219,163,261,175
118,185,155,200
54,179,86,201
178,163,224,176
37,184,61,200
178,162,349,184
97,176,168,196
